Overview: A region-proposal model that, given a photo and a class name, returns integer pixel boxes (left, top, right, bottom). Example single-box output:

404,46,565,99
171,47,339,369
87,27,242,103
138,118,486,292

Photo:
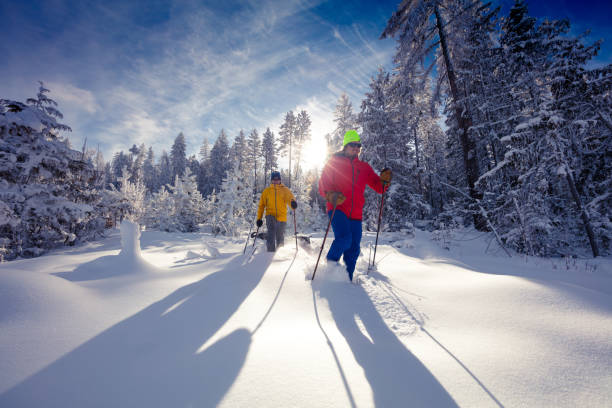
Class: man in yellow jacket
257,171,297,252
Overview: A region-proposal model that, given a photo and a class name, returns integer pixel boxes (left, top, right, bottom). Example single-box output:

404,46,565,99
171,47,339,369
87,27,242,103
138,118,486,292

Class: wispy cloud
1,0,397,161
46,82,100,114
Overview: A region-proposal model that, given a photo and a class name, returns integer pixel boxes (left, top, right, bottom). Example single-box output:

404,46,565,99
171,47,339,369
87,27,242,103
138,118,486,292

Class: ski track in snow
354,264,424,339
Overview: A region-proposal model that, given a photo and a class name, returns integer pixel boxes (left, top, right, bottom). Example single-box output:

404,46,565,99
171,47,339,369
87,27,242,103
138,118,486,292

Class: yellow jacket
257,183,295,222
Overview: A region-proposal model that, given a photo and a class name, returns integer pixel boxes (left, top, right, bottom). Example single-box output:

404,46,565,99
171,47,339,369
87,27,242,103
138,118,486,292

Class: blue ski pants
326,210,362,281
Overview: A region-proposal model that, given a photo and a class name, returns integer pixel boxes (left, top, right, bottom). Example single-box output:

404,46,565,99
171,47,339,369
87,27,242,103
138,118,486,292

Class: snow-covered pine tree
144,168,205,232
387,50,441,223
144,187,176,232
170,132,187,181
187,155,200,187
537,18,604,256
142,146,158,193
261,127,278,183
278,111,296,187
158,150,173,190
580,63,612,253
294,110,312,183
304,168,328,230
332,94,358,149
212,161,252,236
170,168,205,232
230,130,247,173
104,162,113,191
291,168,327,235
107,165,146,225
246,129,262,195
448,3,507,176
477,1,607,256
110,150,131,188
0,83,105,259
382,0,486,229
207,129,231,195
197,137,211,196
129,143,146,185
199,137,210,163
358,68,406,231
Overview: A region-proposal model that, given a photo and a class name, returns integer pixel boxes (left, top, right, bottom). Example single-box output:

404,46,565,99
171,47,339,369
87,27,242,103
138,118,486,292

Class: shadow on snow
1,252,273,408
315,281,460,408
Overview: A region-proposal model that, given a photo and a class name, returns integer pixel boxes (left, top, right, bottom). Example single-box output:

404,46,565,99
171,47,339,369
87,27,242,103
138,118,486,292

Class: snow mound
119,220,142,258
55,221,161,281
0,269,90,322
185,250,203,260
202,242,221,258
392,239,414,249
184,243,219,260
114,220,159,273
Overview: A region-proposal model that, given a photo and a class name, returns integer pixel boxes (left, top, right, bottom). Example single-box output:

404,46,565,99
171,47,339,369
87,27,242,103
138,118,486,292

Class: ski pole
243,220,254,254
369,186,387,273
293,209,298,251
312,198,339,280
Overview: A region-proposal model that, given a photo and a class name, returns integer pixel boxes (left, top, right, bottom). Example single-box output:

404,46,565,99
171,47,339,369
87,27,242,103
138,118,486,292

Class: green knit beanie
343,130,361,146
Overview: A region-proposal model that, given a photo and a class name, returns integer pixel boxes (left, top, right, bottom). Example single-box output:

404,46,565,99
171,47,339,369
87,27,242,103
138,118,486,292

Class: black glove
256,219,263,228
291,200,298,209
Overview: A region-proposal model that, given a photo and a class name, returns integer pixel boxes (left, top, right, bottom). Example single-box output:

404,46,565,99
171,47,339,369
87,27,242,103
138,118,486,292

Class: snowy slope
1,226,611,407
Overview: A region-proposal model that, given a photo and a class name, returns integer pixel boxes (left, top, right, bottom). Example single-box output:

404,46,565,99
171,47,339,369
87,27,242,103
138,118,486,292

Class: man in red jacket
318,130,392,281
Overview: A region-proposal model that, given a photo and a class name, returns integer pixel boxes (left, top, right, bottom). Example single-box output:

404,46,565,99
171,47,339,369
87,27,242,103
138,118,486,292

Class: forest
1,0,610,261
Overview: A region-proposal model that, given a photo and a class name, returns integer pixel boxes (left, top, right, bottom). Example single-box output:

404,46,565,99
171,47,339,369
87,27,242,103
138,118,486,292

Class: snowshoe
250,231,267,240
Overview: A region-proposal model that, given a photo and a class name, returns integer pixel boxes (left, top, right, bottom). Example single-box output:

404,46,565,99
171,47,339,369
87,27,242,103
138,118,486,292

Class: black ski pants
265,215,286,252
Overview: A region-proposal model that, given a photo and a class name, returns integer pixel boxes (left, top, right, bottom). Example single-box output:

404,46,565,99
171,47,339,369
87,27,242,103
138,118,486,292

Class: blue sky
1,0,611,164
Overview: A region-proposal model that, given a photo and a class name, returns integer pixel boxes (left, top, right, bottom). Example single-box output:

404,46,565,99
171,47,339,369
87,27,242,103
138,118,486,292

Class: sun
300,134,329,172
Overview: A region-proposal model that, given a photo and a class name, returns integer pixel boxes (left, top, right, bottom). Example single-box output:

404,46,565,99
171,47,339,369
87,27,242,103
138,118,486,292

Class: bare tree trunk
434,5,485,230
414,118,423,195
513,197,534,255
288,136,292,188
564,169,600,257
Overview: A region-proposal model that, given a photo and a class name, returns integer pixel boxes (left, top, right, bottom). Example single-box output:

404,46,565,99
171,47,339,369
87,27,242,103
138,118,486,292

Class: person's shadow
1,252,274,408
316,282,459,408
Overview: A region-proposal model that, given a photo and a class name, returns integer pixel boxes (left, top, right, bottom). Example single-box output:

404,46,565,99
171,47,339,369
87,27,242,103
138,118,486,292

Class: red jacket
318,152,385,220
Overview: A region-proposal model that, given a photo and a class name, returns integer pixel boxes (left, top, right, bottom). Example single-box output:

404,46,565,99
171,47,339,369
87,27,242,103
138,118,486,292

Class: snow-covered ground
1,223,611,407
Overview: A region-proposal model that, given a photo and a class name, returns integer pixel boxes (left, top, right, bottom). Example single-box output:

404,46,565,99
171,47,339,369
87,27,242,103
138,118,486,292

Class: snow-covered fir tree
332,93,358,149
230,130,247,173
475,1,608,256
105,165,146,225
170,169,205,232
144,168,205,232
294,110,312,182
110,150,131,188
170,132,187,181
211,161,253,236
382,0,486,228
158,150,173,190
197,137,211,196
0,83,105,259
359,67,419,231
206,130,231,196
142,146,158,193
278,111,297,187
144,187,176,232
246,129,261,196
261,127,278,182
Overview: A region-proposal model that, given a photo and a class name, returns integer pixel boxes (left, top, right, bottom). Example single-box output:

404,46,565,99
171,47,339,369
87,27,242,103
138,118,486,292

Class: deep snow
1,224,611,407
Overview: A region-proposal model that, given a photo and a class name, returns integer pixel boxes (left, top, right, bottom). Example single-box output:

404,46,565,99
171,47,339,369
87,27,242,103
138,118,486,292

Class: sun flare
300,135,329,171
